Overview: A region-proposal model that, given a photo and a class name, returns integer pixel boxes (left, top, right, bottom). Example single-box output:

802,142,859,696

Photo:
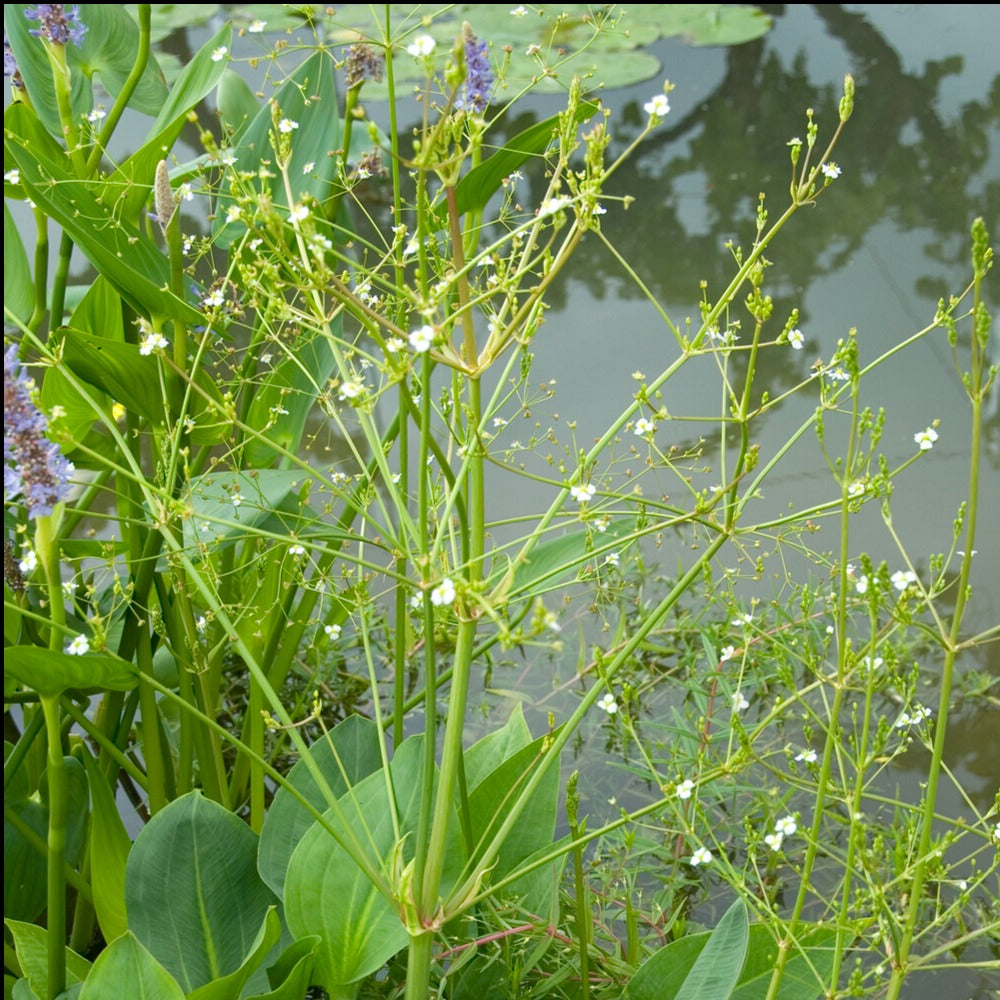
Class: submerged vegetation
4,4,997,999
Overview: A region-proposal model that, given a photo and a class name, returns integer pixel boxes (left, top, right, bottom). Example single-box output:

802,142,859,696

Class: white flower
177,182,193,202
510,5,527,15
289,544,305,556
19,549,38,574
278,118,299,134
139,330,169,356
324,623,342,639
795,748,818,764
430,578,456,606
676,778,695,800
339,380,364,400
597,692,618,714
196,616,207,633
891,570,918,591
525,43,541,56
211,46,228,62
62,579,75,598
633,417,656,437
231,491,244,508
821,162,842,179
5,168,21,184
302,161,315,175
848,480,866,498
775,815,797,837
406,34,435,57
764,833,784,851
289,203,310,222
914,426,939,451
66,635,90,655
690,846,713,867
643,93,671,118
854,575,869,595
731,612,753,627
409,324,435,353
861,655,884,672
87,106,107,123
539,195,572,217
604,551,620,568
732,691,749,713
225,204,242,223
719,645,736,663
570,482,596,504
248,19,267,32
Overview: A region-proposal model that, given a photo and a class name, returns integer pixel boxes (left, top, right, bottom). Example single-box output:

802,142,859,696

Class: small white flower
231,491,244,508
539,195,572,217
914,426,939,451
211,46,228,63
597,692,619,714
731,613,753,627
62,579,75,598
5,168,21,184
719,645,736,663
430,577,456,606
289,544,305,556
690,846,713,867
66,635,90,656
87,106,107,122
732,691,750,713
225,204,242,223
177,182,193,202
854,575,869,595
795,748,818,764
324,623,342,639
196,616,207,633
302,161,315,175
643,93,671,118
633,417,656,437
289,203,310,222
278,118,299,134
891,570,918,591
407,34,436,57
861,655,884,672
676,778,695,800
19,549,38,574
510,5,527,15
570,482,596,504
764,833,784,851
604,551,620,568
848,480,866,498
775,815,797,837
821,162,842,179
409,324,435,353
248,19,267,32
525,43,541,56
248,238,263,252
139,330,169,356
339,379,364,400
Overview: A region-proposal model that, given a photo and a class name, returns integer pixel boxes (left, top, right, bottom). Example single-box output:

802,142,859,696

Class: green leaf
77,932,184,1000
674,899,749,1000
4,202,33,323
81,752,132,944
246,937,320,1000
283,736,456,991
258,715,382,898
462,702,532,791
4,753,89,923
4,5,91,138
4,920,92,999
217,69,261,143
3,103,203,327
212,50,341,248
646,5,772,47
125,792,277,994
4,646,137,697
68,6,168,115
186,908,283,1000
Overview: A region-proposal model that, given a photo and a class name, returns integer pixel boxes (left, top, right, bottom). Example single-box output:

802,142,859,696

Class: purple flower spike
4,345,75,519
459,23,493,114
24,5,87,47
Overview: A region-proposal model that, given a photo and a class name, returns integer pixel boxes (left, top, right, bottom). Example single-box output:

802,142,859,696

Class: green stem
40,694,67,1000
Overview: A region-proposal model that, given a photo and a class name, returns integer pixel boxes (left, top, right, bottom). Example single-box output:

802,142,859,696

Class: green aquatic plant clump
3,4,997,1000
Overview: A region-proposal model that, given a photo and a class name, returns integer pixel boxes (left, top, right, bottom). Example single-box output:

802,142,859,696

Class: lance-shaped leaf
4,102,203,326
4,919,92,997
5,646,137,697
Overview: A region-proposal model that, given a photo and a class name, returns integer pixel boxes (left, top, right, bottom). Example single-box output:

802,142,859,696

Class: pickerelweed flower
458,23,493,113
24,5,87,47
5,345,75,518
344,43,384,88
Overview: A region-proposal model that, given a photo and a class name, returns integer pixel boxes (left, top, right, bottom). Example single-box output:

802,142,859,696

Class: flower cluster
24,4,87,47
458,23,493,113
4,346,75,518
4,32,24,89
344,43,384,88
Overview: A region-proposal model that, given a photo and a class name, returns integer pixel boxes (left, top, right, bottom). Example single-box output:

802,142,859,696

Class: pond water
11,2,998,995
